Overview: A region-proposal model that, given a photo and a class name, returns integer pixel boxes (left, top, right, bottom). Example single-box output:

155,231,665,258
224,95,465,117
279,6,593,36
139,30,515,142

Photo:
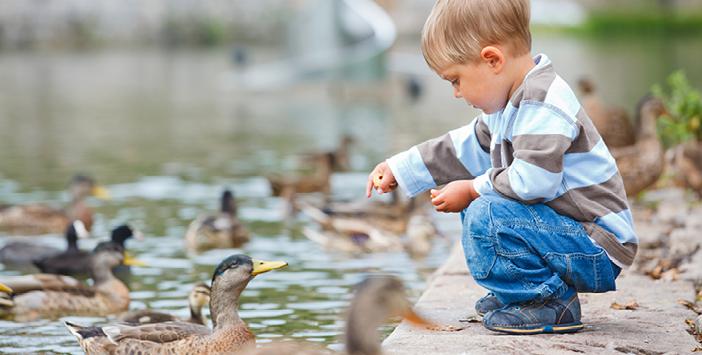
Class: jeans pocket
462,233,497,280
545,250,617,293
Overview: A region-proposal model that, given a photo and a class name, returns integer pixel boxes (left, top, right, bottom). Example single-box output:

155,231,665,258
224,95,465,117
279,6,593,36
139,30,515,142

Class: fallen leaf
611,301,639,310
678,299,702,314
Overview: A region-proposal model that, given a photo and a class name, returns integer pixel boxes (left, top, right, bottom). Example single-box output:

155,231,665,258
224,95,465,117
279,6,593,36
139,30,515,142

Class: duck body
611,96,667,196
578,78,636,148
34,224,138,276
186,190,249,252
119,283,211,326
267,153,333,197
0,175,107,235
300,197,437,256
66,254,287,354
670,141,702,196
0,220,91,268
0,242,61,267
0,243,131,321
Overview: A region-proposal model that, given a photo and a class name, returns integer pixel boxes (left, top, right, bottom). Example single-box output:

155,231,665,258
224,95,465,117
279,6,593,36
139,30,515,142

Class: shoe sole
485,322,584,335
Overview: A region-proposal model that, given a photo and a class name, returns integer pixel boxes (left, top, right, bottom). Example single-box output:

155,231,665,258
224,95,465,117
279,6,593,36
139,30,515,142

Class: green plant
652,71,702,148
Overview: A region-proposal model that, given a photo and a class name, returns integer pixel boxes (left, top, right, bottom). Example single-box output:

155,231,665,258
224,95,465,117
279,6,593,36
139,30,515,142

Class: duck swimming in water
0,174,109,234
65,254,287,354
0,220,90,267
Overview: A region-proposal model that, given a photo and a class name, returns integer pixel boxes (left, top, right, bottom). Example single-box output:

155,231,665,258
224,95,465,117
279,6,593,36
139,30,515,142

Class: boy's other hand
366,161,398,198
430,180,480,213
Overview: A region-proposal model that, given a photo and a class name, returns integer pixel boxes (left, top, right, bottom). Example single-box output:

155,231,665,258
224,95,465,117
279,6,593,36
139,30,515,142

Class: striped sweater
387,54,637,268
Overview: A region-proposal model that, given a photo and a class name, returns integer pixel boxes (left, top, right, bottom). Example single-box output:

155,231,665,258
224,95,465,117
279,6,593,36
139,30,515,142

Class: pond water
0,31,701,353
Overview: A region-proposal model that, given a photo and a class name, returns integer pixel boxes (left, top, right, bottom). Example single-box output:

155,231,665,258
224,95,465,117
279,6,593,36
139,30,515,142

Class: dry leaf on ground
611,301,640,310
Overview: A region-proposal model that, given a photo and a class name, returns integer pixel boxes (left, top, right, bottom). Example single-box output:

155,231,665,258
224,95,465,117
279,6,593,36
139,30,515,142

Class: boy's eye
450,78,459,87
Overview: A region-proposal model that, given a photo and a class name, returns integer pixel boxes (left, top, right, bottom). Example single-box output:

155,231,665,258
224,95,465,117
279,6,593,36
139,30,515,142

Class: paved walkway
384,243,699,354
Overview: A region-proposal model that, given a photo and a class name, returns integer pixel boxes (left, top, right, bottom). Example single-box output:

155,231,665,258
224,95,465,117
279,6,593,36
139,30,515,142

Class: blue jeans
461,193,621,305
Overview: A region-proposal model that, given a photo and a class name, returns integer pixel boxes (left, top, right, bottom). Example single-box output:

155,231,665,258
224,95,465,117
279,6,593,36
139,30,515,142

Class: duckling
240,275,433,355
64,254,287,354
0,220,90,267
578,78,636,148
119,283,211,326
612,95,667,197
0,174,109,234
185,190,249,252
267,153,333,198
669,141,702,197
33,224,140,276
0,242,136,321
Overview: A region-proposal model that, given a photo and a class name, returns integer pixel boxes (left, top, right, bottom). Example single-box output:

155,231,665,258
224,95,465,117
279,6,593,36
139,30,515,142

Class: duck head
220,190,237,216
188,283,212,324
69,174,110,201
345,276,433,355
209,255,287,328
110,224,143,246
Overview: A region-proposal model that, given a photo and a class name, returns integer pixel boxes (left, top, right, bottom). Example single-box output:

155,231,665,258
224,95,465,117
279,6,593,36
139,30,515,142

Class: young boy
366,0,636,334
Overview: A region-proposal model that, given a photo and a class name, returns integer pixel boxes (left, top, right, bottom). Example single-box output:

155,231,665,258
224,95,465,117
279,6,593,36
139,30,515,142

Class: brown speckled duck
0,242,135,321
299,196,438,257
119,283,211,326
238,275,432,355
669,141,702,197
578,78,636,148
612,96,667,197
267,153,333,198
185,190,249,252
65,255,287,354
0,175,109,234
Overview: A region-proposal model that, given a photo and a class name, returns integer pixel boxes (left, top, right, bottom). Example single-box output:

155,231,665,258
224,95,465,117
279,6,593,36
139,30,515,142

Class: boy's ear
480,46,505,73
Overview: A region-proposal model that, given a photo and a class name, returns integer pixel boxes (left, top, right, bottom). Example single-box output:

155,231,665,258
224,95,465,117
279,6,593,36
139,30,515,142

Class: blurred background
0,0,700,353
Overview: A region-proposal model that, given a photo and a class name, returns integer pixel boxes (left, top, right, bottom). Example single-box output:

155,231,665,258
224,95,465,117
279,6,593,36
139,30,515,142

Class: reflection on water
0,33,701,353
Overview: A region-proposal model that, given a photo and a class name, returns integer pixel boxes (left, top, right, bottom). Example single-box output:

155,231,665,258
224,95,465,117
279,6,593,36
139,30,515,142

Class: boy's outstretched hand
366,161,398,197
430,180,480,213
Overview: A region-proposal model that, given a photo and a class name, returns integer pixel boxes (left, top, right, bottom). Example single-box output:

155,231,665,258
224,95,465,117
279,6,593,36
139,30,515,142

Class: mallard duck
0,174,109,234
119,283,211,325
669,141,702,197
33,224,140,276
239,275,433,355
267,153,333,198
0,220,90,267
0,242,137,321
578,78,636,148
185,190,249,252
300,200,437,256
612,95,667,197
64,254,287,354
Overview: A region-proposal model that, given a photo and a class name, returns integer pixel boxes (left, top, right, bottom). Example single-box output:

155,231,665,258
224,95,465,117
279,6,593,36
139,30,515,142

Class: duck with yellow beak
65,254,287,354
0,242,143,321
0,174,110,234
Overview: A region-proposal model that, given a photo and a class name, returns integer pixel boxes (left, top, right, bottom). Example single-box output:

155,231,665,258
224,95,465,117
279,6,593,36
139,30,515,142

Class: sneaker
475,292,504,316
482,287,583,335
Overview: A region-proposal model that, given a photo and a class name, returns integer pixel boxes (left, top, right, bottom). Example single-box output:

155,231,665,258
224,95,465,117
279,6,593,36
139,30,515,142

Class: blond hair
421,0,532,71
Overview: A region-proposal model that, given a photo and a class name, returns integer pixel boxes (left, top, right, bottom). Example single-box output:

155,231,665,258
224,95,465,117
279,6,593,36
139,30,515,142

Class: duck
65,254,287,354
668,141,702,197
0,174,109,234
300,199,438,256
267,152,333,198
33,224,141,276
578,78,636,148
0,220,90,267
0,242,137,321
119,283,211,326
611,95,667,197
238,275,433,355
185,190,249,252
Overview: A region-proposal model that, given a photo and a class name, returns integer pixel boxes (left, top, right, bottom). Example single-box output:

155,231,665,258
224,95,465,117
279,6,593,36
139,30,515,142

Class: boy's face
438,58,513,114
